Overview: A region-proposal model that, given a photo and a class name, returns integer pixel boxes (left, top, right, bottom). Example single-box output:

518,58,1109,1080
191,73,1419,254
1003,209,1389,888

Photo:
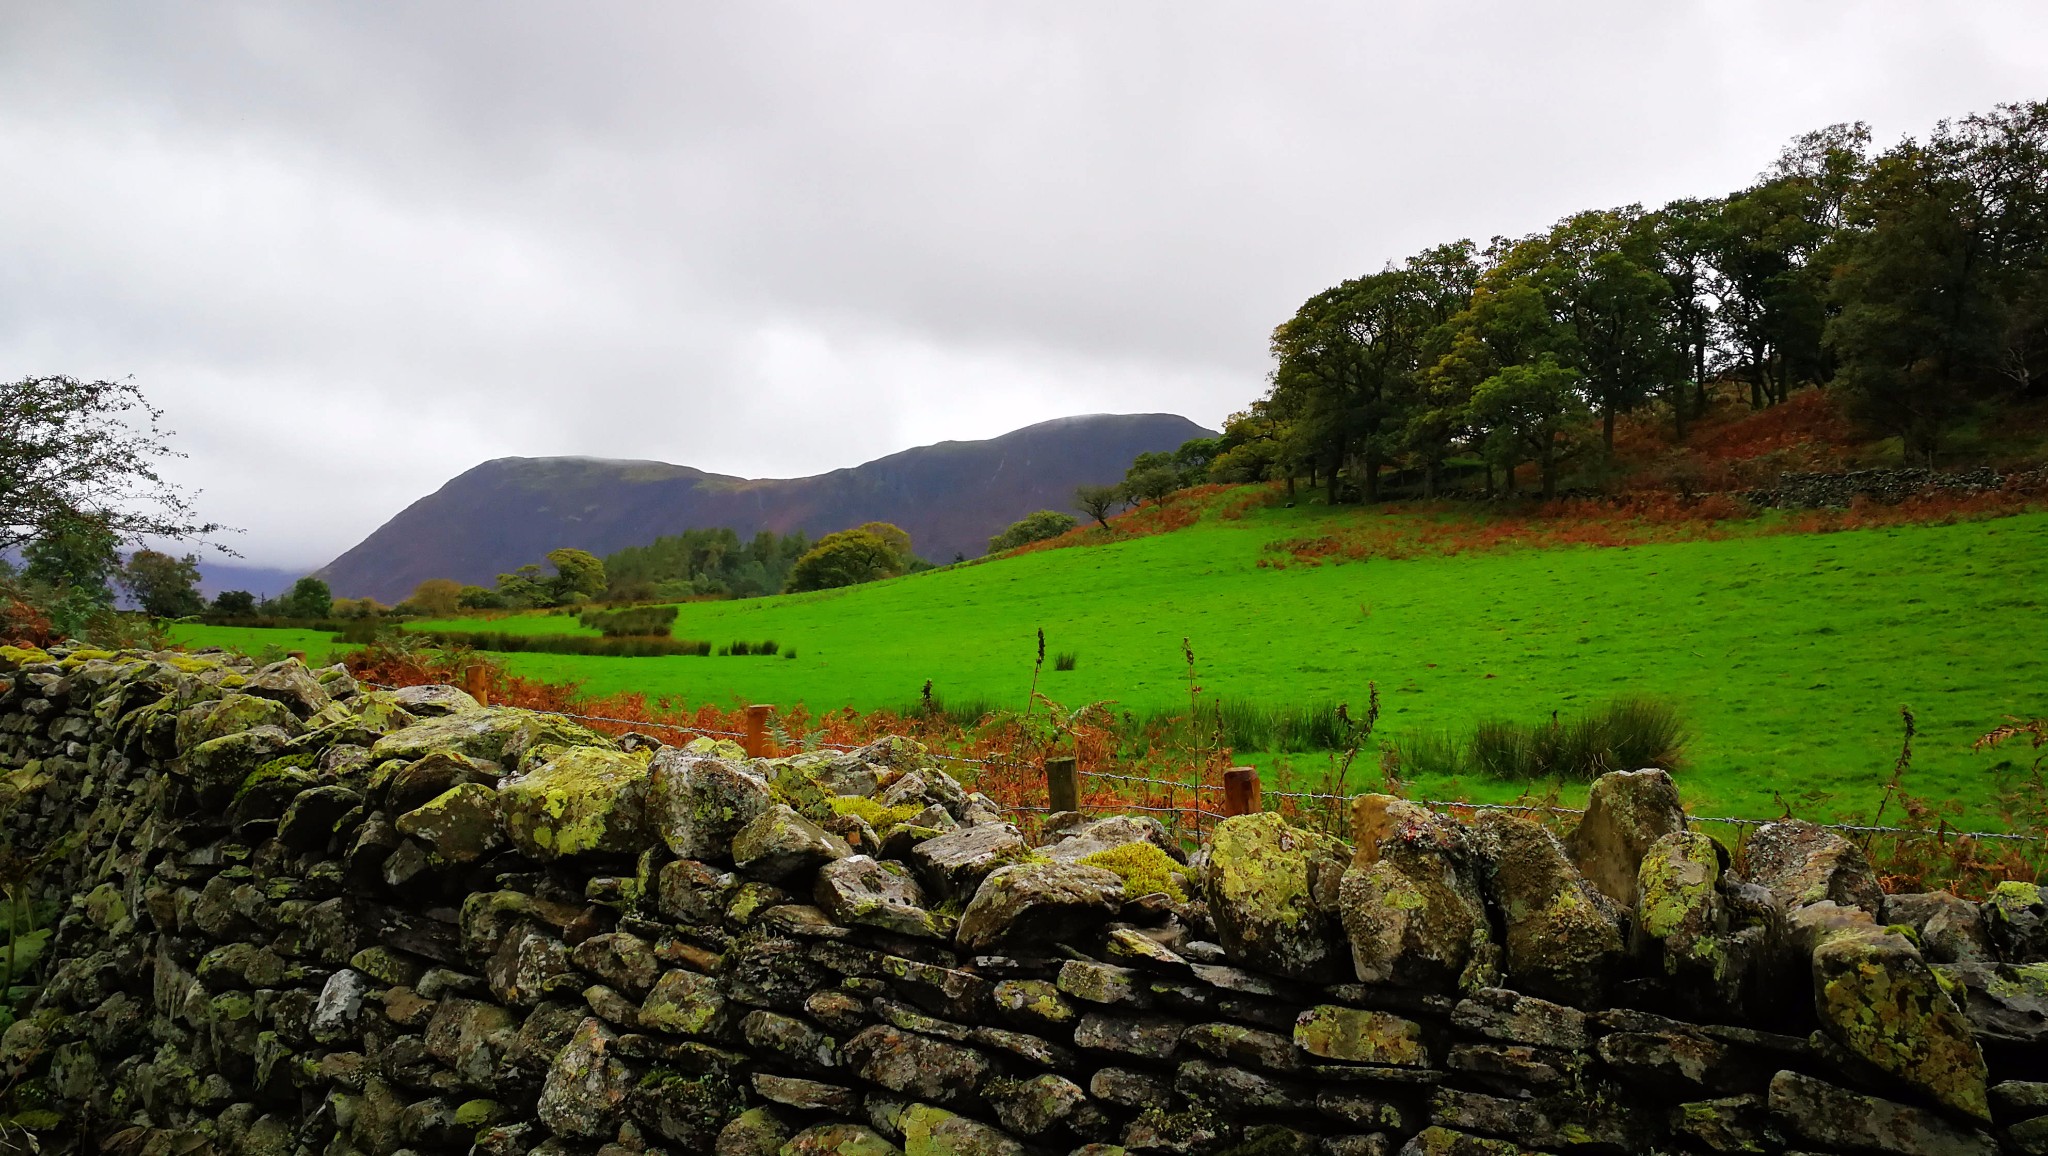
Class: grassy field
173,500,2048,828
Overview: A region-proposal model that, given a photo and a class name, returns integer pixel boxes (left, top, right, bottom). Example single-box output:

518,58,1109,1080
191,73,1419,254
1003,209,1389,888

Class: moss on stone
0,645,53,669
828,795,922,830
1080,842,1191,903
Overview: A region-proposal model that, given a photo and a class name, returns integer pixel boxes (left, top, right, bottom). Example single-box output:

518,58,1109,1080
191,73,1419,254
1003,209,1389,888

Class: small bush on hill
989,510,1077,554
1411,696,1685,781
579,605,679,638
405,630,712,657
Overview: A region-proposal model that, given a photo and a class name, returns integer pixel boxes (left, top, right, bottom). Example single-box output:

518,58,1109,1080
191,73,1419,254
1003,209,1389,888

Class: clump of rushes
1054,652,1078,671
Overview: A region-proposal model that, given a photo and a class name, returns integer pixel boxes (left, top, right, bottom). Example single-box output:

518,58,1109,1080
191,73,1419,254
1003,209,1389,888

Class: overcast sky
3,3,2045,568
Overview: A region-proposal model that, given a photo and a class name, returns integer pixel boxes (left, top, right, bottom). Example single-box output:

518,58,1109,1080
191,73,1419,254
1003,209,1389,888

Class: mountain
317,413,1215,602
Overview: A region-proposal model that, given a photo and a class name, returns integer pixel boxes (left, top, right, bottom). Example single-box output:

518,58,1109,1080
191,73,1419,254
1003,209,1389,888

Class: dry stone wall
0,645,2045,1156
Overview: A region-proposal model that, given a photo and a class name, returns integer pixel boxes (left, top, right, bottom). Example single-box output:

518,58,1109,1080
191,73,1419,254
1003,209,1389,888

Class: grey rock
750,1073,860,1112
536,1017,632,1140
957,861,1124,951
1884,891,1993,964
1090,1066,1175,1110
913,821,1030,900
1074,1011,1185,1059
648,751,773,860
1743,819,1884,914
1935,960,2048,1045
1477,812,1624,1006
1206,811,1350,983
1450,988,1588,1050
814,854,951,939
1041,814,1183,864
1175,1058,1313,1112
1340,803,1492,992
1985,881,2048,962
843,1024,990,1104
311,969,370,1045
986,1073,1088,1135
1572,768,1686,908
731,804,848,883
1768,1070,1996,1156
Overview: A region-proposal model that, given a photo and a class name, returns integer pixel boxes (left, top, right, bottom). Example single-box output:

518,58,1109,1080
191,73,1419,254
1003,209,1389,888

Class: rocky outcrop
0,649,2039,1156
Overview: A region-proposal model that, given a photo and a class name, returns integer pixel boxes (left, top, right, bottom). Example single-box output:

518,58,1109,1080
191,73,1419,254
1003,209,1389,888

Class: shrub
989,510,1078,554
402,630,712,657
1465,697,1684,781
579,605,679,638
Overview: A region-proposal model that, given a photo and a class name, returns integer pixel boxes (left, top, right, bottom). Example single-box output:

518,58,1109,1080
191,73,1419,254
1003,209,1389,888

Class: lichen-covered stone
1074,1012,1185,1059
1572,768,1685,908
913,822,1031,900
1042,814,1183,864
843,1025,991,1104
898,1103,1026,1156
639,968,728,1036
395,782,504,863
732,803,849,883
718,1107,792,1156
1059,959,1146,1006
1767,1070,1996,1156
1985,881,2048,962
1742,819,1883,915
957,861,1123,951
1175,1058,1313,1113
991,979,1074,1030
783,1123,903,1156
1477,812,1624,1006
632,1067,747,1149
1935,960,2048,1044
1396,1128,1523,1156
497,745,653,859
572,931,660,995
1804,914,1989,1120
815,855,951,938
658,858,738,925
1340,804,1492,991
986,1073,1088,1135
649,751,774,860
1183,1021,1301,1072
1884,891,1993,964
536,1017,633,1140
1294,1005,1427,1066
1449,988,1587,1050
1205,812,1349,983
371,707,611,766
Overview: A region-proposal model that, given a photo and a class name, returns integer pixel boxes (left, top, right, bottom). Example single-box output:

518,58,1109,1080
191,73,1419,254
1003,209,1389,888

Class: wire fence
361,679,2040,847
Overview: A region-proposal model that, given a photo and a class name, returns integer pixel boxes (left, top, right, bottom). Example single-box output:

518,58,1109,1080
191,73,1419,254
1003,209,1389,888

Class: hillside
188,494,2048,828
316,412,1213,601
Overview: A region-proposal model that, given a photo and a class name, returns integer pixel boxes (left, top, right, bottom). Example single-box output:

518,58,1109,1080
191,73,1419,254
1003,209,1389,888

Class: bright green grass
173,503,2048,827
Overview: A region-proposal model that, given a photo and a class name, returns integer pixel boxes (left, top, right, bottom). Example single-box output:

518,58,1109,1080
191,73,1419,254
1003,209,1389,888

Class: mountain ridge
317,412,1213,601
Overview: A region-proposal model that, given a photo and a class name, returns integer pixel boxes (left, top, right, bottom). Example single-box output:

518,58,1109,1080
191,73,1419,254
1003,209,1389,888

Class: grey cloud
1,2,2044,566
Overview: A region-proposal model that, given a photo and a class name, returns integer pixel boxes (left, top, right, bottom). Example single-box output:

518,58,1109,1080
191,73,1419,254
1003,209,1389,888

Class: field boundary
366,680,2039,845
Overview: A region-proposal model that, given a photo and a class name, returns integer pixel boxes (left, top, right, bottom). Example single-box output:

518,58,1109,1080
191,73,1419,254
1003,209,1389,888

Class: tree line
1185,101,2047,502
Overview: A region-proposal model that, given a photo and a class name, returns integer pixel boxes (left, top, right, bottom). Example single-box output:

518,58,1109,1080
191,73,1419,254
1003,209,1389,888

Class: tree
1126,465,1181,506
457,584,507,610
1073,484,1122,529
852,523,915,569
1827,102,2048,461
544,548,607,603
1469,355,1591,498
988,511,1076,554
119,549,204,618
20,512,121,636
0,375,227,552
210,590,256,617
785,530,903,592
281,577,333,619
410,578,463,617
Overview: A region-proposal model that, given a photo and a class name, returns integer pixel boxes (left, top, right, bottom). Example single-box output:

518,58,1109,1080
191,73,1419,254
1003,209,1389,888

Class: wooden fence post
745,705,773,758
1222,766,1262,817
464,665,491,707
1045,756,1079,815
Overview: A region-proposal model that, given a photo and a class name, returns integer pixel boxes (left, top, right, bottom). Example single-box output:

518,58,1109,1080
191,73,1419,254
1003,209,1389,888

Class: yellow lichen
1079,842,1190,903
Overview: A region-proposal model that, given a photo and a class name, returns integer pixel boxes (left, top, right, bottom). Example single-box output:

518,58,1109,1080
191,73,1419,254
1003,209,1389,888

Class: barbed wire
356,680,2038,843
